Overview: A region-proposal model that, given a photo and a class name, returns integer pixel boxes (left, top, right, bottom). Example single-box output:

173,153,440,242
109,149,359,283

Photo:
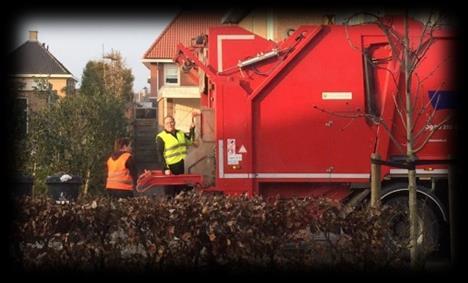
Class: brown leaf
181,232,191,241
209,233,216,241
158,247,165,256
168,226,175,235
148,243,157,254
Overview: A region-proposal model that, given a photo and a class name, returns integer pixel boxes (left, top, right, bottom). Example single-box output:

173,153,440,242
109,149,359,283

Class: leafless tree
315,10,454,268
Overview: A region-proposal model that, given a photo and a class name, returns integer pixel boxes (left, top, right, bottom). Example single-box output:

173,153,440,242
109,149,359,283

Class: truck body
138,17,455,247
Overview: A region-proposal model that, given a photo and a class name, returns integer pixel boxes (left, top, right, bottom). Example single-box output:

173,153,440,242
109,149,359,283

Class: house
10,31,76,107
142,10,225,131
9,31,76,135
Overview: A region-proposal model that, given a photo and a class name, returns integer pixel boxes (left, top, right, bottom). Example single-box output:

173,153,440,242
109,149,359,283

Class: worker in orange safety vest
106,137,137,198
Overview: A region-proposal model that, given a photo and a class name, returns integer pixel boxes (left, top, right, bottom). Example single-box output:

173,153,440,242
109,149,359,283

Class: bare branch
409,38,434,75
413,86,444,139
312,105,404,154
344,12,381,54
416,12,433,52
377,117,405,154
312,105,365,119
419,55,453,84
340,117,356,131
344,12,404,63
409,12,437,73
374,18,404,63
411,74,422,126
393,93,407,131
373,64,400,89
413,115,453,154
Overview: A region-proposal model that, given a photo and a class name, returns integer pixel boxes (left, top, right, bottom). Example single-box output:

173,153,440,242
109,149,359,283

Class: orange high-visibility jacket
106,152,133,191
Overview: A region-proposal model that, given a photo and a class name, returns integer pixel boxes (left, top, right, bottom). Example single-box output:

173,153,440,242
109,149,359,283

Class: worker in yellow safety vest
106,137,137,198
156,114,197,176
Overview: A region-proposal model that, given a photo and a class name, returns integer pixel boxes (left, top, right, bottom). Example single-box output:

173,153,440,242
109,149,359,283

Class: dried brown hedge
11,191,407,272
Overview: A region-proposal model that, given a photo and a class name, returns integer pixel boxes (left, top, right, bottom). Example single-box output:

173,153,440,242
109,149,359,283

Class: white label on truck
227,138,239,165
228,154,242,164
322,92,352,100
227,139,236,155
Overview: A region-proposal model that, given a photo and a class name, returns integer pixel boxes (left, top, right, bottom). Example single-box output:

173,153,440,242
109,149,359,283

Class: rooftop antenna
102,44,106,88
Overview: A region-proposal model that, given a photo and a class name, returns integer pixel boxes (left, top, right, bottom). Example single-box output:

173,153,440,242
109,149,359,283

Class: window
66,78,75,95
164,64,179,85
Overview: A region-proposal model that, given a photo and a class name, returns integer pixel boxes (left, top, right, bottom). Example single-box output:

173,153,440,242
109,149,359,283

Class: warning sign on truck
227,138,243,165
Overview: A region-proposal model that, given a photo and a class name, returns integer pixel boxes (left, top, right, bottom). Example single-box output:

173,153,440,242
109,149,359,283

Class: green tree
32,77,59,107
80,61,107,96
25,93,128,195
80,50,134,103
15,52,134,196
9,80,29,177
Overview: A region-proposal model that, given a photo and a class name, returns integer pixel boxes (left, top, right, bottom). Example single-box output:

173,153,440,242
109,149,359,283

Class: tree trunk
408,169,419,268
403,13,420,268
370,153,381,208
83,168,91,195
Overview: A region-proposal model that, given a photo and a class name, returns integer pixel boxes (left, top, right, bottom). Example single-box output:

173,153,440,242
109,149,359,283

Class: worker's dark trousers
168,160,185,175
107,189,134,198
166,160,189,197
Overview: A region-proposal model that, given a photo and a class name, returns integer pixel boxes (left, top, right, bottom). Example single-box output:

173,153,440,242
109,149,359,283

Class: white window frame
164,63,180,86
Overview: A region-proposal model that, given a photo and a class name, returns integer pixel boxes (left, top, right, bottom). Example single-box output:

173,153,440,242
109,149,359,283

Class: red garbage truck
138,16,456,251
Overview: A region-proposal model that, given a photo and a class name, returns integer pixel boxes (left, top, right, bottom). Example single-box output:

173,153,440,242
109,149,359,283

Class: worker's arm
125,155,138,188
156,136,168,171
185,126,195,142
185,110,199,142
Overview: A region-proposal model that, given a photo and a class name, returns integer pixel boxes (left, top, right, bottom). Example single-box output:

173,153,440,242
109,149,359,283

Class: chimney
29,30,38,41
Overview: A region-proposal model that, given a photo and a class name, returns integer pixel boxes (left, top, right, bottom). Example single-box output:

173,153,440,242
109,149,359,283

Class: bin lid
46,174,83,184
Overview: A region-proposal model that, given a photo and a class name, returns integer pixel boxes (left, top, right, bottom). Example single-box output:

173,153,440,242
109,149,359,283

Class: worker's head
114,137,132,152
163,116,176,132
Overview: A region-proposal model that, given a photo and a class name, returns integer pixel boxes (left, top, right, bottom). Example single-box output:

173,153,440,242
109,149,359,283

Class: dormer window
164,63,179,85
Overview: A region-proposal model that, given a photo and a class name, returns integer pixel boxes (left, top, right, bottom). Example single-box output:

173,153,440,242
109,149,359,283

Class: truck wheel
382,193,441,258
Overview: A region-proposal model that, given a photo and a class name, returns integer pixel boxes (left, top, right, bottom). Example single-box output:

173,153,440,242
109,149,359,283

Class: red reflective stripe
164,151,185,159
108,171,130,177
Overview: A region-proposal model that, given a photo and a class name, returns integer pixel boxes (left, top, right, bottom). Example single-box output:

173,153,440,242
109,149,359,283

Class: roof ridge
143,11,182,59
40,42,74,76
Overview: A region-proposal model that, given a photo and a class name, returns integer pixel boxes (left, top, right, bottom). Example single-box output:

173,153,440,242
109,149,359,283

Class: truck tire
380,183,443,257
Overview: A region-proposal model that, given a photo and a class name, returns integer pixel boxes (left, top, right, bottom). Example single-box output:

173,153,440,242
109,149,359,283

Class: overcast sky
12,13,178,93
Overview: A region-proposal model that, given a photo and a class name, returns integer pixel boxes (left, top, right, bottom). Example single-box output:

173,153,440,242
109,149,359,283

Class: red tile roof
144,11,225,60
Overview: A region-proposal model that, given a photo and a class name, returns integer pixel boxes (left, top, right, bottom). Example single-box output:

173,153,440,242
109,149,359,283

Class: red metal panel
136,170,203,189
252,25,375,175
259,182,351,202
173,18,455,197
